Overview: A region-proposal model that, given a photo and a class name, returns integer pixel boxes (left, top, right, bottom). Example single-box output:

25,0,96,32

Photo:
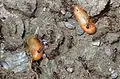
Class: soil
0,0,120,79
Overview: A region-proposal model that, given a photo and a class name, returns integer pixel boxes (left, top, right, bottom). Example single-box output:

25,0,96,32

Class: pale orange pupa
72,5,96,34
26,35,44,61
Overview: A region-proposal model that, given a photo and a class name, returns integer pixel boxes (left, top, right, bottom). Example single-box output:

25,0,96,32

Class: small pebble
109,68,118,79
57,19,84,35
75,26,84,35
68,19,84,35
42,53,47,59
92,40,101,46
57,21,75,29
43,7,46,12
64,22,76,29
68,19,77,25
64,12,72,18
61,8,66,15
66,67,74,73
111,72,118,79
